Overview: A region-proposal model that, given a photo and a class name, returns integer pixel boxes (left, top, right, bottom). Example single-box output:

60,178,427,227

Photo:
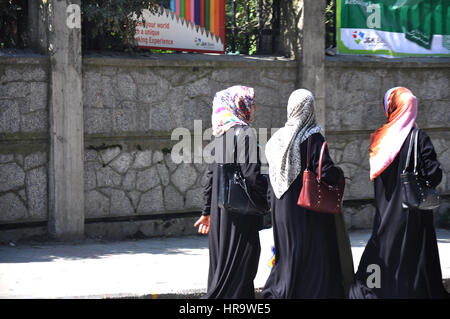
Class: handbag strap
318,141,327,181
233,126,242,164
306,136,312,170
413,128,419,174
402,128,417,174
305,136,326,181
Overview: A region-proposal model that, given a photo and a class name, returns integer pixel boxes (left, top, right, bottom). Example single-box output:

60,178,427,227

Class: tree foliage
0,0,27,49
82,0,159,52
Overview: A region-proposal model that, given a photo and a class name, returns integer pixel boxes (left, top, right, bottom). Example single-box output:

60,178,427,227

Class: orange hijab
369,87,418,181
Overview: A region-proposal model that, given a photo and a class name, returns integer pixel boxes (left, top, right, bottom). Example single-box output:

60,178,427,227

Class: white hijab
265,89,322,199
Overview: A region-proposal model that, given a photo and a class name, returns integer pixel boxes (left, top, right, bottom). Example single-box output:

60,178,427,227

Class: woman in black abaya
194,85,268,299
262,89,354,299
349,87,448,299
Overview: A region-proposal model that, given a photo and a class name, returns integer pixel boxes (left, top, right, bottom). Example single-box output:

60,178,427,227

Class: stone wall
325,56,450,228
0,56,50,240
1,53,449,241
81,54,298,239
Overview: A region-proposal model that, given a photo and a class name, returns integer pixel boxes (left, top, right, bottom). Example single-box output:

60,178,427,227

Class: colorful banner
133,1,225,53
337,0,450,57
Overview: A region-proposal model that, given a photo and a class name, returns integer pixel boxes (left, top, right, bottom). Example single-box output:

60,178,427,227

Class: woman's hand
194,215,210,235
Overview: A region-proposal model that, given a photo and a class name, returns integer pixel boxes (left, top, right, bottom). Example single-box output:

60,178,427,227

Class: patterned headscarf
265,89,322,199
211,85,255,137
369,87,417,181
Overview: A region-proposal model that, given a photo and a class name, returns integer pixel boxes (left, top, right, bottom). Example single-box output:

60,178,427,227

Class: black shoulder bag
400,128,440,210
217,127,269,216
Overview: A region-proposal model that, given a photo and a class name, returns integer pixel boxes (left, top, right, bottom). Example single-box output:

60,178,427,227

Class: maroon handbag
297,137,345,214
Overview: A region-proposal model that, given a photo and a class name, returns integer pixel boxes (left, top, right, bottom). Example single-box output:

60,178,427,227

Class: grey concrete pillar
298,0,326,133
47,0,84,239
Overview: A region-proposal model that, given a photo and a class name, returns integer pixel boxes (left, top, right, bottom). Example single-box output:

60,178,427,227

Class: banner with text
133,0,225,53
337,0,450,57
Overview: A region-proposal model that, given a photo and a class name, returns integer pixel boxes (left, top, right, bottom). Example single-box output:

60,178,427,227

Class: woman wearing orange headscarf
349,87,448,299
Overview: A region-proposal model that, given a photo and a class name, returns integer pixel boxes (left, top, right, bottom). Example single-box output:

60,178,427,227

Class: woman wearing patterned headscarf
350,87,447,299
262,89,354,299
194,85,268,299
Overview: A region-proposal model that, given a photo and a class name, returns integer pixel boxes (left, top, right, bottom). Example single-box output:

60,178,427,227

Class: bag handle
233,126,242,164
402,128,417,174
318,141,327,181
413,128,419,174
306,135,326,181
306,136,312,170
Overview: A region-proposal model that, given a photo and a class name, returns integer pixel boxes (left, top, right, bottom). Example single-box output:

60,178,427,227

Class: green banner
337,0,450,57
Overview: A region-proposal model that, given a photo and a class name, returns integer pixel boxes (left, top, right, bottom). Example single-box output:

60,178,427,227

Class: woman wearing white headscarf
262,89,354,299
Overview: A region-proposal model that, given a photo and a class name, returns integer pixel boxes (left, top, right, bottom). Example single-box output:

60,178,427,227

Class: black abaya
349,128,448,299
201,125,268,299
262,132,354,299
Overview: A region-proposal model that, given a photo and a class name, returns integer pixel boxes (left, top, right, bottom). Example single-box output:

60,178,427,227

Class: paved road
0,228,449,299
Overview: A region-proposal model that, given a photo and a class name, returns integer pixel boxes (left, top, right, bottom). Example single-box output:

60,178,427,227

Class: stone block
1,82,29,98
117,73,137,101
24,152,47,170
153,150,164,164
83,71,103,108
0,154,14,164
165,153,178,172
136,166,160,192
171,163,197,193
122,169,137,191
96,166,122,187
100,75,118,108
26,166,48,219
156,163,170,186
0,100,20,133
20,110,48,133
110,189,134,216
18,189,26,202
84,108,112,134
164,185,184,211
110,152,132,174
85,190,110,217
149,103,177,131
127,190,141,210
24,82,48,113
133,150,152,169
185,187,203,209
0,163,25,192
137,186,164,214
137,79,170,104
112,109,137,133
428,101,450,128
0,193,27,222
185,77,211,98
25,67,48,82
84,161,99,191
99,146,121,165
84,149,98,162
252,105,272,130
254,87,280,108
15,154,23,166
130,70,158,84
